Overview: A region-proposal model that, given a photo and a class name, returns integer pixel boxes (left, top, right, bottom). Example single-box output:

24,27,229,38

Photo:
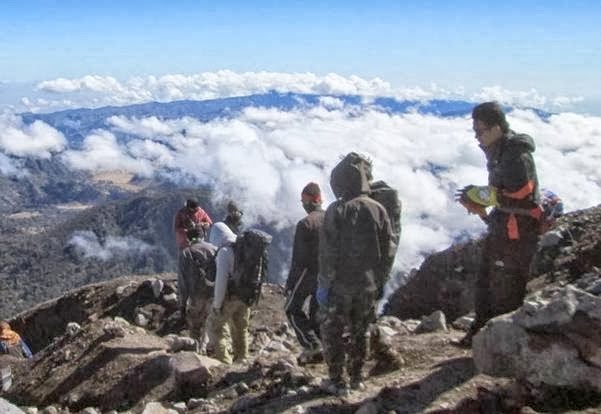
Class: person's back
318,152,393,394
206,222,245,364
320,153,393,296
180,228,218,352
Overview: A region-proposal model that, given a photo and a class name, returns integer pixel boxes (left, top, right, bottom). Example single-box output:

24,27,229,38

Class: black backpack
228,229,273,305
370,180,402,249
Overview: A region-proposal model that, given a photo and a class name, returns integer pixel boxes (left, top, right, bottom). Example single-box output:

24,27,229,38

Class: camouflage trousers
320,290,376,382
206,297,251,364
186,295,212,353
472,220,539,334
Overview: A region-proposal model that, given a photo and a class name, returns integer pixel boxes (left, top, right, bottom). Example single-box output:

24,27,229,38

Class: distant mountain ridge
20,92,482,147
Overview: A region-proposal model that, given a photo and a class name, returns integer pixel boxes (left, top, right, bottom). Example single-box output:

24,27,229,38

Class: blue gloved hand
316,286,329,307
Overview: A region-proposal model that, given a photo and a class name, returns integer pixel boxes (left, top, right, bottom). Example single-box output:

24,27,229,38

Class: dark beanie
227,200,240,213
301,182,322,204
186,199,199,209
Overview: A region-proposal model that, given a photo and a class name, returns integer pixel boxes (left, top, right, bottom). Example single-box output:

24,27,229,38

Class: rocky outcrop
385,205,601,323
384,239,482,321
473,284,601,393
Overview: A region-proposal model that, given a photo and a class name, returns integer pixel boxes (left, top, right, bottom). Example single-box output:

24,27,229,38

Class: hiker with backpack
317,152,394,395
174,198,213,316
224,200,244,235
179,227,217,354
206,222,272,364
0,321,32,359
454,101,542,347
284,182,325,365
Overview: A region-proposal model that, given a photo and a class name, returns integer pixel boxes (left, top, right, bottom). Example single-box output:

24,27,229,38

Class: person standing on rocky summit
174,199,213,316
455,101,542,347
284,182,325,365
223,200,244,235
206,222,248,364
179,227,217,354
317,153,393,395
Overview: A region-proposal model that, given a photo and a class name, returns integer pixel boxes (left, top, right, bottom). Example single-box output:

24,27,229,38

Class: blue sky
1,1,600,112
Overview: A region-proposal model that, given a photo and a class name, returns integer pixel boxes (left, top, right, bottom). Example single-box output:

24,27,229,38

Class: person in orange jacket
174,198,213,315
0,321,32,359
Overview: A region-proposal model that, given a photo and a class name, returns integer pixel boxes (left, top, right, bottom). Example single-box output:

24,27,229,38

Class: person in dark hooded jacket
317,152,393,395
455,101,542,347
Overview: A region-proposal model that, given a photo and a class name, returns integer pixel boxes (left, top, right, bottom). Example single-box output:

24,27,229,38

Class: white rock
163,293,178,304
114,316,130,326
65,322,81,336
141,401,170,414
0,398,27,413
135,313,149,327
151,279,164,298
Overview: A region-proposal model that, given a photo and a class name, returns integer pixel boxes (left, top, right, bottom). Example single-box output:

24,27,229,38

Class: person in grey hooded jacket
205,222,250,364
318,152,393,394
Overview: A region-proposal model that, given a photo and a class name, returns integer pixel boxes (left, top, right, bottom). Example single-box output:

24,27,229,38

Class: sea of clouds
1,72,601,273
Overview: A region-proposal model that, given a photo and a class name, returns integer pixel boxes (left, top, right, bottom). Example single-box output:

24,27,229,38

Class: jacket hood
209,222,237,248
507,130,536,152
330,152,372,200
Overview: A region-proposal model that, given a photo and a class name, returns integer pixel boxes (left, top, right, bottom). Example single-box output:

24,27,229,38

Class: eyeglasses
473,126,492,137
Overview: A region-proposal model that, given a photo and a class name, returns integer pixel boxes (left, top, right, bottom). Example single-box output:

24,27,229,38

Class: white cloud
0,113,66,158
16,71,585,115
61,129,154,176
56,101,601,271
471,86,583,111
6,90,601,275
0,152,21,176
67,230,152,261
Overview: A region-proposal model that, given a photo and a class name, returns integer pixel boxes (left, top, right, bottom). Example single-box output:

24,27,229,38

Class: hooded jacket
319,154,393,295
484,130,539,207
208,222,238,309
484,130,540,238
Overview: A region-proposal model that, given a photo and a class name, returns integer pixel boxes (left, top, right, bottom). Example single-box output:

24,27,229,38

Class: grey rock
473,285,601,392
415,310,448,333
0,398,27,414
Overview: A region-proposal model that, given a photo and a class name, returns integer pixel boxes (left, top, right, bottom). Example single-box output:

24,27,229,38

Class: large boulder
384,240,482,321
473,285,601,392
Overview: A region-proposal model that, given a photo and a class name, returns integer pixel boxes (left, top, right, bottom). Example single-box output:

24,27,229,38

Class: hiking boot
320,378,350,397
297,346,324,365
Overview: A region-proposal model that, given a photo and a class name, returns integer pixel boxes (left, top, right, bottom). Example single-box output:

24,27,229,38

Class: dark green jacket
319,154,393,296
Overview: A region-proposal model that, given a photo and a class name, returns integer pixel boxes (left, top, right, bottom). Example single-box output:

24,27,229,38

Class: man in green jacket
318,153,393,395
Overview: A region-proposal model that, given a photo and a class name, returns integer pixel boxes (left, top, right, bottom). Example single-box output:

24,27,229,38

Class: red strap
507,213,519,240
503,180,535,200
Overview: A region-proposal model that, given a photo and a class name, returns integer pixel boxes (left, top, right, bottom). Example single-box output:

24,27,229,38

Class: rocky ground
2,274,599,414
3,205,601,413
